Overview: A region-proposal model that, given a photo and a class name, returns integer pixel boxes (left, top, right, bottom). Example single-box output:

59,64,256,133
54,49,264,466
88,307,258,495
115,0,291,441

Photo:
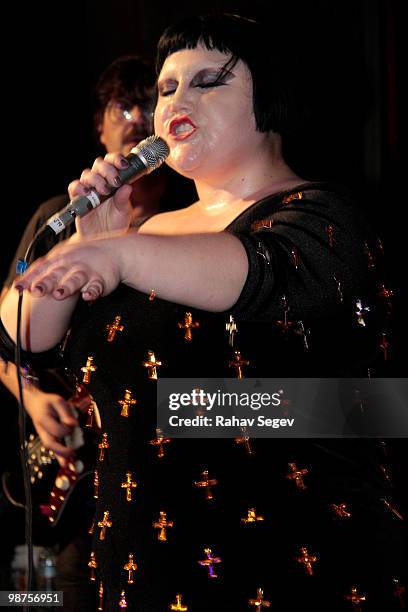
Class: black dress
2,183,406,610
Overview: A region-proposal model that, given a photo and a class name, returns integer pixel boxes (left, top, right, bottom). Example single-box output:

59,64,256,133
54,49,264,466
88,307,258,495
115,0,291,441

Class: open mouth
169,116,197,139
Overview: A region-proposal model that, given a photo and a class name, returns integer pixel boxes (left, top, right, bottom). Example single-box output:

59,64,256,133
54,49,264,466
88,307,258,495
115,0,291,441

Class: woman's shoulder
227,181,354,230
259,181,352,207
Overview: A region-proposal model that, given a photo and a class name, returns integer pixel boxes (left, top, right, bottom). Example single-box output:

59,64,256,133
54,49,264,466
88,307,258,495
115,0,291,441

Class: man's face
99,98,152,156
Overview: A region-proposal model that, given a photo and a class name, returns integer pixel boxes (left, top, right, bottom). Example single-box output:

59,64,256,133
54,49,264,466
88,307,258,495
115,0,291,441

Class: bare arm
0,284,79,351
120,230,249,310
4,228,248,340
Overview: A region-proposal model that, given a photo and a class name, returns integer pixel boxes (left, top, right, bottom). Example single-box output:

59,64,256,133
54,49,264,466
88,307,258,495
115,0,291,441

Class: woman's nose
167,84,194,114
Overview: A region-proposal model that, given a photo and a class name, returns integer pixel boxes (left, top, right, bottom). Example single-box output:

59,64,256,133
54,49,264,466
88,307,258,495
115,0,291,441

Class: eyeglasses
106,100,153,124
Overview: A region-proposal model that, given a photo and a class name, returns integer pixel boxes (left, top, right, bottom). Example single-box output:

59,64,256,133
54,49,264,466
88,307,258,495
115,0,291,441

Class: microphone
45,135,170,236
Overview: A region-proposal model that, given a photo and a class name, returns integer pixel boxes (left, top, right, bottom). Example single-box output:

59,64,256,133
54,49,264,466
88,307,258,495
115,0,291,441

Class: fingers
68,155,125,202
81,278,105,301
80,166,114,197
15,255,98,299
50,268,91,299
35,424,75,458
52,397,79,428
74,157,126,197
92,155,127,186
13,233,120,299
104,152,130,169
68,178,90,201
32,397,78,458
68,155,134,236
51,269,106,301
14,262,66,294
36,408,74,439
15,263,70,296
33,267,70,297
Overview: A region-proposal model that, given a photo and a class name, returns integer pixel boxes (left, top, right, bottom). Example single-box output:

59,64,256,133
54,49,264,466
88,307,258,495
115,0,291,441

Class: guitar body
1,367,100,539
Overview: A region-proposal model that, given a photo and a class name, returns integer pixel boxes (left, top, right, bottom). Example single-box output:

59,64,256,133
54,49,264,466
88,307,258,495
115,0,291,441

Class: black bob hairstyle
155,13,303,135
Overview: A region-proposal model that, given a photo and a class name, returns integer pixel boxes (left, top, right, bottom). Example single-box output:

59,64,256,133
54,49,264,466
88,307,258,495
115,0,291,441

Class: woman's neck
193,135,303,214
194,158,303,215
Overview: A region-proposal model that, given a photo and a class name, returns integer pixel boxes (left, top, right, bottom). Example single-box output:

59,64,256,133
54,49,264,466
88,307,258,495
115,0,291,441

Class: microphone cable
14,231,51,610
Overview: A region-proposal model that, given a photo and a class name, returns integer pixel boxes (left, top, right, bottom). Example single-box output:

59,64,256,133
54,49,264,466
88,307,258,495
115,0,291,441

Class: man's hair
155,13,305,135
94,55,156,130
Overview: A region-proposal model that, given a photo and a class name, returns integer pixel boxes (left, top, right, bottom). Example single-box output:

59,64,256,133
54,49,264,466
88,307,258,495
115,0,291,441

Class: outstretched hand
14,231,125,301
69,152,134,236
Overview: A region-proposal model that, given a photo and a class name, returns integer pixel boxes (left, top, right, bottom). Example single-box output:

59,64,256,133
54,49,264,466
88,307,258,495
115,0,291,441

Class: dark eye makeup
158,67,235,97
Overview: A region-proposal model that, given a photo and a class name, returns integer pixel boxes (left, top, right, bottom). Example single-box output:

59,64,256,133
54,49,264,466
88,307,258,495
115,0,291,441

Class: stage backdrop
3,0,402,291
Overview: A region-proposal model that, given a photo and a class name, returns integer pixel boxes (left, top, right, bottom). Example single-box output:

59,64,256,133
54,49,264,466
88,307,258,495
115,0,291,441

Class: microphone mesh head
132,135,170,171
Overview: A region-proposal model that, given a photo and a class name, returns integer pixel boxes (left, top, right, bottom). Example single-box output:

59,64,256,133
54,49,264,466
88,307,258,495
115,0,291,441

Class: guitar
2,367,101,527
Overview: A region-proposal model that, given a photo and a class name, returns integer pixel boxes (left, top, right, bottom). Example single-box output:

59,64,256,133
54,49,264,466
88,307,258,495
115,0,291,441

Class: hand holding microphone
46,135,169,237
15,136,170,300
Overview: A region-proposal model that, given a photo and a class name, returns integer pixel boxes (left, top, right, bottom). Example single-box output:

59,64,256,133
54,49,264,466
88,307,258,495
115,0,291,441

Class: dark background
2,0,402,284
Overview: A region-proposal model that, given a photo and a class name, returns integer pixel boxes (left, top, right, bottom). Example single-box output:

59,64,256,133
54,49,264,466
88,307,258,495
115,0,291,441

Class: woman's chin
167,150,202,178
